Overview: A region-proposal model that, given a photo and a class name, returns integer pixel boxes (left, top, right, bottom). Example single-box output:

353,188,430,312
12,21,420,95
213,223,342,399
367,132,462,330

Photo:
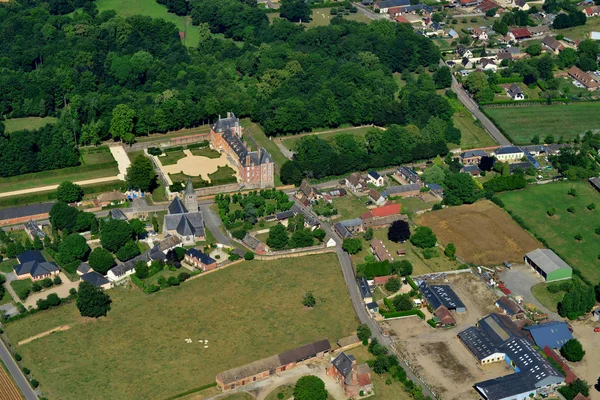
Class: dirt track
417,200,541,265
18,325,71,346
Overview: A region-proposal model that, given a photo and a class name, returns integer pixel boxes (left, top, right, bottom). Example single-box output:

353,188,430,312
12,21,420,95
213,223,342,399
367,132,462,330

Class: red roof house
395,15,410,23
372,203,401,218
509,28,532,40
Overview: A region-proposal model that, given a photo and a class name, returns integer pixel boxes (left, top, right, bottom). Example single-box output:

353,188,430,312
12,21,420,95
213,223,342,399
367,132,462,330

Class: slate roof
77,262,92,274
461,150,486,159
508,83,524,97
212,112,238,133
525,249,572,275
496,296,521,316
419,282,465,311
384,184,421,196
164,212,205,238
110,208,128,221
341,218,363,228
397,166,420,183
109,236,180,277
81,271,110,287
168,196,187,215
186,248,216,265
334,222,353,239
24,220,46,238
461,165,482,175
375,0,410,8
332,352,355,380
496,146,523,155
242,233,262,250
0,202,54,222
15,251,59,277
368,171,381,180
542,36,563,51
358,277,372,299
426,183,444,192
17,250,46,264
523,321,572,349
276,210,295,220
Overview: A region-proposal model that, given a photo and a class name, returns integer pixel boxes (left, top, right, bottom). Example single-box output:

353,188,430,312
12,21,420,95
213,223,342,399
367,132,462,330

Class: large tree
560,338,585,362
410,226,437,249
88,247,116,275
293,376,327,400
443,172,482,206
126,156,156,192
266,223,289,250
56,181,84,203
76,281,112,318
110,104,136,144
280,0,311,23
388,220,411,243
100,219,134,253
58,233,90,266
49,202,80,233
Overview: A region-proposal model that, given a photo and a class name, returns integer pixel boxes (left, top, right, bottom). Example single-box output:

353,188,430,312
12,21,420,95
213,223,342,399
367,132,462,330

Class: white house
471,27,488,41
494,146,524,161
480,58,497,71
326,238,337,248
456,45,473,59
367,171,385,187
507,83,525,100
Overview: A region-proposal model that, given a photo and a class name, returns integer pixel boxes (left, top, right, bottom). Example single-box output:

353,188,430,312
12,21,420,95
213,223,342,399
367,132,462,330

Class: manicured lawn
0,259,17,274
531,283,564,313
135,126,211,143
3,117,57,133
4,254,356,400
208,165,237,183
498,181,600,283
265,385,294,400
397,197,438,214
445,16,497,35
95,0,201,47
151,183,169,202
0,285,14,306
280,126,373,151
190,147,220,158
10,279,33,301
485,103,600,144
241,119,286,184
448,98,496,150
159,150,186,166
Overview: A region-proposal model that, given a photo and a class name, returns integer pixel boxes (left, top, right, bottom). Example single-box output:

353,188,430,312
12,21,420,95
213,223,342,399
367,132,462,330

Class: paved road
450,74,512,146
291,198,436,399
354,3,388,20
0,336,37,400
200,204,232,246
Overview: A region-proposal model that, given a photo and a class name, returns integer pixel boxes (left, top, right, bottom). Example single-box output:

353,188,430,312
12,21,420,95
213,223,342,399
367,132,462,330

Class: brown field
0,365,22,400
417,200,541,265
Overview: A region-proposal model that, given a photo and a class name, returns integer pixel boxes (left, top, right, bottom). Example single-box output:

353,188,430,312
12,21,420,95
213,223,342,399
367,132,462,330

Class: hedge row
426,318,437,328
380,309,425,320
480,98,570,106
164,383,218,400
80,146,111,154
0,161,118,184
131,275,144,288
383,297,395,312
405,276,418,290
186,141,209,149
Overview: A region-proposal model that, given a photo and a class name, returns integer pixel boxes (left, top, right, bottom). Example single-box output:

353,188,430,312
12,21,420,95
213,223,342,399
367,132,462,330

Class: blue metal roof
523,322,572,349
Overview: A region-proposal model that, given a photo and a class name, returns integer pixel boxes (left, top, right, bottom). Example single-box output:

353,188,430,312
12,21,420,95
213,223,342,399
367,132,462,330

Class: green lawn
190,147,220,158
159,150,186,166
151,183,169,202
3,117,57,133
208,165,237,183
445,16,497,35
10,279,33,301
95,0,201,47
531,283,564,313
498,181,600,283
331,194,369,221
0,284,14,306
555,17,600,41
397,197,439,214
448,98,496,150
268,7,371,27
281,126,373,151
265,385,294,400
4,254,356,400
0,259,17,274
485,103,600,144
80,147,115,165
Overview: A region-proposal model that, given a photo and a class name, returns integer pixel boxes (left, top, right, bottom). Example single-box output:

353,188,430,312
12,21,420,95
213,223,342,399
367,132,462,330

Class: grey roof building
419,282,466,312
331,353,356,384
523,321,572,349
334,222,353,239
164,180,205,245
384,184,421,196
524,249,573,282
109,209,128,221
24,220,46,239
0,202,54,223
14,250,59,279
81,271,110,288
77,262,92,275
495,146,523,155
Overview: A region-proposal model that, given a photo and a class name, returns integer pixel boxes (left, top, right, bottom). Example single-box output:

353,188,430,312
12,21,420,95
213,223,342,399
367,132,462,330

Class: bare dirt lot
382,273,508,400
417,200,541,265
567,320,600,400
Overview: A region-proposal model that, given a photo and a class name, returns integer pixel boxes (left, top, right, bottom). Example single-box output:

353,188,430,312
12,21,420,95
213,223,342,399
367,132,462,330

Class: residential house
514,0,530,10
397,166,422,185
494,146,524,161
426,183,444,196
334,222,354,239
395,14,411,23
77,262,91,276
591,31,600,40
345,172,366,193
95,191,126,207
480,58,498,71
368,189,386,206
373,275,395,285
461,57,474,69
471,27,488,40
448,28,458,38
23,220,46,240
243,233,267,255
13,250,60,281
358,277,373,304
163,180,205,245
568,66,599,91
327,352,373,398
388,5,404,16
370,239,394,262
185,248,217,271
461,164,482,177
296,180,318,202
497,47,522,61
509,28,532,41
383,184,421,198
507,83,525,100
528,25,550,36
475,0,502,13
339,218,364,235
456,44,473,59
373,0,410,13
542,36,565,54
460,149,486,165
584,5,600,17
367,171,385,187
80,271,111,290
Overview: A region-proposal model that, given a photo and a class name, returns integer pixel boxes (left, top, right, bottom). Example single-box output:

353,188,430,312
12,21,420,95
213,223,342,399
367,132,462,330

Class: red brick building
185,248,217,271
327,352,373,397
210,113,274,188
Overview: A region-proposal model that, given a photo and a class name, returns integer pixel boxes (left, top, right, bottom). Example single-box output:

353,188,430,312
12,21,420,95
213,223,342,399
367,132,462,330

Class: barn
524,249,572,282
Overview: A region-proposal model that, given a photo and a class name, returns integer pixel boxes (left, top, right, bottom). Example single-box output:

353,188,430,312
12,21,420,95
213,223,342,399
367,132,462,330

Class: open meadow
3,116,57,133
268,8,371,27
498,181,600,283
448,98,496,150
280,126,373,151
485,103,600,144
417,200,541,265
4,254,357,400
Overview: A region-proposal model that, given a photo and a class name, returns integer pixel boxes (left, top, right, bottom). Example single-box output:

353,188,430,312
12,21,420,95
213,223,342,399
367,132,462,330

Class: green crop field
281,126,373,151
498,181,600,283
95,0,200,47
4,254,357,400
3,117,57,133
485,103,600,144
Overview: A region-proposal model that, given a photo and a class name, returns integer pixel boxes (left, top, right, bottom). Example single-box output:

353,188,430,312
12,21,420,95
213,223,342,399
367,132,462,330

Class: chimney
227,112,231,118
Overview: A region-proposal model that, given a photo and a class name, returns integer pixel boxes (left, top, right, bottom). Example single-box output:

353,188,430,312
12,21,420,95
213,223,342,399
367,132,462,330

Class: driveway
109,145,132,180
200,204,232,246
499,264,560,320
23,273,80,308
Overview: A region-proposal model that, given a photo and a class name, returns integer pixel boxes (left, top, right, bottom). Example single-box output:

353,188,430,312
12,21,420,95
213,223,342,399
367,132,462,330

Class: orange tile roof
372,203,401,217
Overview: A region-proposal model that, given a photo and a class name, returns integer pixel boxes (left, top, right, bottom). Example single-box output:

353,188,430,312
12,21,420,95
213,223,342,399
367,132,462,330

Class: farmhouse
459,314,564,400
383,184,421,198
24,220,46,240
541,36,564,54
523,321,572,349
296,180,318,202
524,249,573,282
493,146,524,161
163,180,205,245
327,352,373,398
397,166,422,186
434,306,456,326
418,282,466,312
345,172,366,193
568,66,599,91
459,149,486,165
0,202,54,226
339,218,364,235
242,233,267,254
80,271,111,290
480,58,497,71
367,171,384,187
507,83,525,100
368,189,386,206
95,191,126,207
334,222,354,239
370,239,394,262
216,339,331,391
426,183,444,196
13,250,60,281
210,112,274,187
497,47,521,60
185,248,217,271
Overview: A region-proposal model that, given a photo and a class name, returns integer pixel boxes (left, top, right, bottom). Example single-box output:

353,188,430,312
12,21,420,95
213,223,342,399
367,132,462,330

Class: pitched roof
496,146,523,155
17,250,46,264
542,346,577,384
110,208,128,221
397,166,420,183
525,249,572,275
341,218,363,227
495,296,521,315
434,306,456,325
568,66,599,89
375,0,410,8
369,189,383,201
385,184,421,196
97,191,126,203
186,248,216,265
0,202,54,222
368,171,381,180
542,36,564,51
419,282,465,311
168,196,188,215
299,180,314,197
370,239,393,262
243,233,262,250
528,25,550,34
334,222,353,239
372,203,401,217
461,165,482,175
164,213,205,238
81,271,110,287
523,321,572,349
346,172,364,187
461,149,486,159
475,373,537,400
14,260,59,277
510,28,531,39
359,277,372,299
212,113,238,133
332,352,355,378
24,220,46,238
508,83,524,97
77,262,92,274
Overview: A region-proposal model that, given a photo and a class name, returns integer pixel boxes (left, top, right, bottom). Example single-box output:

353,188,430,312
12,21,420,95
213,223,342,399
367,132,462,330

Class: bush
31,379,39,388
53,275,62,285
31,283,42,293
14,353,22,361
568,188,577,196
22,367,30,375
547,283,561,293
427,318,437,328
567,206,575,213
357,323,371,343
587,203,595,210
405,276,418,290
145,284,160,293
342,238,363,254
392,294,413,311
178,272,190,282
547,207,556,216
147,147,162,156
422,248,438,259
574,233,583,241
40,278,53,288
244,251,255,260
130,275,145,289
302,291,316,307
410,226,437,248
380,309,425,319
560,339,585,362
167,276,180,286
385,277,401,293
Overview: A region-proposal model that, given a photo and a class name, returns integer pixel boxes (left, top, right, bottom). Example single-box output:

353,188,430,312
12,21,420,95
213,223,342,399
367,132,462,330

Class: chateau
209,112,275,188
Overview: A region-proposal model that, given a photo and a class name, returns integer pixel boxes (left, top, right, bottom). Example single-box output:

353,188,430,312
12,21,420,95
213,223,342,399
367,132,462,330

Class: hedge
480,98,570,106
426,318,437,328
380,309,425,320
383,297,395,312
405,276,418,290
165,146,184,153
131,275,145,289
0,161,117,184
164,383,218,400
186,141,209,149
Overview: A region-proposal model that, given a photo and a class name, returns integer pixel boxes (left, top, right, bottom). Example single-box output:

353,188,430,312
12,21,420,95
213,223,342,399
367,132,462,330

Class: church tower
183,178,198,212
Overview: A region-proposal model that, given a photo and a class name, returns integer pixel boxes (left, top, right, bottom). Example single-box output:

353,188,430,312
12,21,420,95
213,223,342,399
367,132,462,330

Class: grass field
4,254,356,400
555,17,600,41
485,103,600,144
448,98,496,150
280,126,372,151
498,181,600,283
331,194,368,221
268,7,371,27
0,284,14,306
531,283,564,313
95,0,200,47
3,117,57,133
0,259,17,274
10,279,33,301
417,200,541,265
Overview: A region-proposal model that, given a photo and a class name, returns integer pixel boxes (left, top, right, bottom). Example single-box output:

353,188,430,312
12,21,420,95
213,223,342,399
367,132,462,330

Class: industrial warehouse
524,249,573,282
